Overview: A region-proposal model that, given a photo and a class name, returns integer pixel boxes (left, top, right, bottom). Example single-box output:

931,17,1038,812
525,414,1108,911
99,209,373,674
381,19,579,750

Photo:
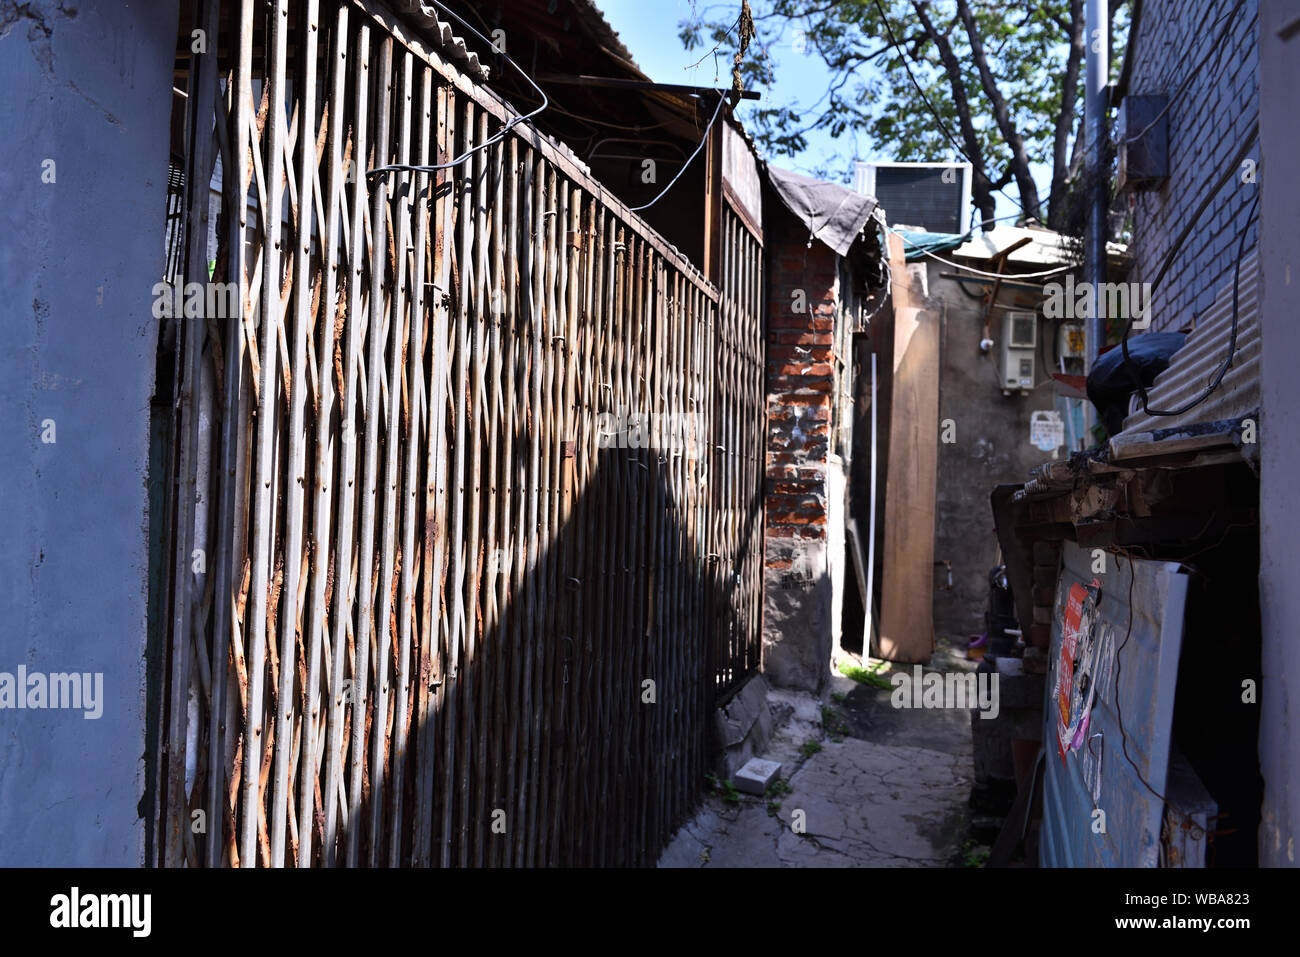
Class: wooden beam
537,74,761,100
876,234,940,663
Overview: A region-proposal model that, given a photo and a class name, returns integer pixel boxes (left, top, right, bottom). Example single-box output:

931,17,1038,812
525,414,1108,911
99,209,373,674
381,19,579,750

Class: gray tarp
766,166,879,257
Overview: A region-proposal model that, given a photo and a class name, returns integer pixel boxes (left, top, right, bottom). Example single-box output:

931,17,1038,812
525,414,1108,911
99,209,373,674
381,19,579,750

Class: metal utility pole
1085,0,1109,371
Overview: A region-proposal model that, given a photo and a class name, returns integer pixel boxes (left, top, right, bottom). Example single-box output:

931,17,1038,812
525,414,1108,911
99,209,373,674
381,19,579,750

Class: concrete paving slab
659,667,976,869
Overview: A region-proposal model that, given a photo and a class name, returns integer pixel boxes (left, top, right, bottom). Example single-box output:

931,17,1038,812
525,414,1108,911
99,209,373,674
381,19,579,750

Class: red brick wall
765,237,840,548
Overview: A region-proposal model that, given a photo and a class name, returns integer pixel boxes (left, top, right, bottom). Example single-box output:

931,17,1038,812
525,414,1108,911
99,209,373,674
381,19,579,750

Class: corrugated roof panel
1120,251,1260,434
393,1,490,82
951,224,1124,267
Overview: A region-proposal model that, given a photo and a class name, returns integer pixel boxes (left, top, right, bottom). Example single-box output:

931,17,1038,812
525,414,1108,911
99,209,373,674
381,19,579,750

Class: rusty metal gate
152,0,764,867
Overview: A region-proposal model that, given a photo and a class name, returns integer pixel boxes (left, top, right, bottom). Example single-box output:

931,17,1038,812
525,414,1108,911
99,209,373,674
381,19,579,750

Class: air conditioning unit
854,161,972,234
1001,311,1037,392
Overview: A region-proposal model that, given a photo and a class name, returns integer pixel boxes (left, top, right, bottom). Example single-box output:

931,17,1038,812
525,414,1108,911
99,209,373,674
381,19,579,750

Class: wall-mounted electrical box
1117,94,1169,192
1001,311,1037,392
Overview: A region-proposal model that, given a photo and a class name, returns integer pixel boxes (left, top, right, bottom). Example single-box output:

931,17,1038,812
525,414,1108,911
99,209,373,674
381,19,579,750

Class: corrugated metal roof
950,224,1125,266
1119,251,1260,435
394,1,490,82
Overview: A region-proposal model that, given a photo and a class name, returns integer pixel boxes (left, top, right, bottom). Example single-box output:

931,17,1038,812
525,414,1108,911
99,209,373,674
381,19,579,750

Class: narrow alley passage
660,639,980,868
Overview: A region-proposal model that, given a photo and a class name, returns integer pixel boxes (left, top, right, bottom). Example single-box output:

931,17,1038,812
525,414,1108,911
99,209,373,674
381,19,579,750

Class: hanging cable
628,92,727,212
366,0,549,180
871,0,974,170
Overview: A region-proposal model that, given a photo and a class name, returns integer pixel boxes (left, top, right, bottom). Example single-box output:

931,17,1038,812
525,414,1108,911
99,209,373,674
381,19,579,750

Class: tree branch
1048,0,1085,229
955,0,1042,220
908,0,996,226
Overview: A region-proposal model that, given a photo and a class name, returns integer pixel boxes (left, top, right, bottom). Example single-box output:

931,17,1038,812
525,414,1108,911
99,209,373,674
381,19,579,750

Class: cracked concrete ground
659,638,977,868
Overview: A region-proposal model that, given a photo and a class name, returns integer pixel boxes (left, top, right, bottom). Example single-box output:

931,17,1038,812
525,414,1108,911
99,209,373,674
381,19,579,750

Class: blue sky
596,0,1044,228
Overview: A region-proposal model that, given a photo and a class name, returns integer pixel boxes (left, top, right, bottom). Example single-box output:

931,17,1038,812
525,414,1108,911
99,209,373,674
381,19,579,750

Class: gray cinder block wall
930,268,1062,640
0,0,179,865
1124,0,1260,331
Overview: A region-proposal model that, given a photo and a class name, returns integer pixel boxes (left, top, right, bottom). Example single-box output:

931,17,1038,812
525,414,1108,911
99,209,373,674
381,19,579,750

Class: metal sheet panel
1120,251,1260,434
722,120,762,233
1040,542,1189,867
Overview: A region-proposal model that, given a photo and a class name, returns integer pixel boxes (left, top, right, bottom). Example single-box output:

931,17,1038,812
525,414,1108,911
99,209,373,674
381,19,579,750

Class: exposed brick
765,525,826,541
769,479,822,496
1125,0,1259,333
767,344,833,363
768,314,833,331
765,464,824,481
767,404,831,422
771,332,834,346
767,376,833,394
768,362,834,378
767,508,827,526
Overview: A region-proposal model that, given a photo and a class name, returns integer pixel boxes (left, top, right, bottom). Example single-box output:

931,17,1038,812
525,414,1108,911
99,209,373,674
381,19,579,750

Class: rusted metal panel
722,119,763,241
157,0,763,867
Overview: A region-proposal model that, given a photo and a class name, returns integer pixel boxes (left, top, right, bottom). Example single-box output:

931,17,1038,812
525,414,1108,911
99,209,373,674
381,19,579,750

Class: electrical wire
366,0,549,180
1123,190,1258,418
871,0,975,171
1109,548,1239,847
1146,124,1258,294
628,91,727,212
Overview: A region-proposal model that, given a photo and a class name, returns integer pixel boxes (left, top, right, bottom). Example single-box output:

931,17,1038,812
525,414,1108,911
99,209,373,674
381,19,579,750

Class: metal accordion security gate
153,0,764,867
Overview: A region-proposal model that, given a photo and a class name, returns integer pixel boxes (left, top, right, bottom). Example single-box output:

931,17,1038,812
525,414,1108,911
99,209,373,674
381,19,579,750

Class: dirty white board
1039,542,1189,868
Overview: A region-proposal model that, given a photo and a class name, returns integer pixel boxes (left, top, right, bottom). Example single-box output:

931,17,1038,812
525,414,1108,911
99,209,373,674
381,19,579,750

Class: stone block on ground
734,758,782,795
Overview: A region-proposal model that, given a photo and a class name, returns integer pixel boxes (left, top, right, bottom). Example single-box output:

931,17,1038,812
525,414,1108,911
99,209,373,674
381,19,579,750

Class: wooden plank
876,232,939,663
